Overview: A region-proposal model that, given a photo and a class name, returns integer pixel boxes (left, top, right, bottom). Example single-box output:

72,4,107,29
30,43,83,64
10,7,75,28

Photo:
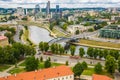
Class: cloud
0,0,120,8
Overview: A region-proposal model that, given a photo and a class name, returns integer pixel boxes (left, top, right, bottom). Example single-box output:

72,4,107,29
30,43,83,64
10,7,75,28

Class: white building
67,25,87,34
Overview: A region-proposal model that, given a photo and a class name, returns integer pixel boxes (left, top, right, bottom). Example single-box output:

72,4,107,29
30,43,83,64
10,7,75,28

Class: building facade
0,36,9,47
0,65,74,80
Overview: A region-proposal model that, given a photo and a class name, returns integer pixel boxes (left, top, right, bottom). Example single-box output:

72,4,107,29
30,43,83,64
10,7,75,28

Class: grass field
78,39,120,50
9,61,64,74
82,68,113,78
0,65,11,72
8,67,25,74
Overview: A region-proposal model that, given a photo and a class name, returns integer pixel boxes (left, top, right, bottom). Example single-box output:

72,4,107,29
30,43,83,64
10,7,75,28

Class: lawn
82,68,113,78
8,67,25,74
0,64,11,71
78,39,120,50
82,68,94,76
9,61,64,74
19,61,64,69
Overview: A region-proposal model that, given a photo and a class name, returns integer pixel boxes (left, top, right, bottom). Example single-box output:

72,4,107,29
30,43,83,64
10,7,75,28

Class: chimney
14,74,16,77
4,76,8,80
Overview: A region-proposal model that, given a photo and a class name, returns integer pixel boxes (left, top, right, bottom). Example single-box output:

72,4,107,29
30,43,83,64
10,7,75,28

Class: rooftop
0,65,73,80
93,74,112,80
0,36,7,41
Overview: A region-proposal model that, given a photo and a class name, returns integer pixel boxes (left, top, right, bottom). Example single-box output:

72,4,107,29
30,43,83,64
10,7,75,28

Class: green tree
44,42,49,52
40,56,43,62
65,61,69,66
98,49,104,59
82,61,88,69
93,48,98,59
48,57,51,61
73,62,84,78
87,47,94,58
39,42,44,52
70,45,76,56
103,49,109,59
105,55,116,74
25,56,39,71
79,47,85,57
44,59,51,68
75,30,80,35
94,62,102,74
118,56,120,72
62,23,68,31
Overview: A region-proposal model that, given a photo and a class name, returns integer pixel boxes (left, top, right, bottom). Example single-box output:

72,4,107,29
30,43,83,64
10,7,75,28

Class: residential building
0,36,9,47
0,65,74,80
92,74,112,80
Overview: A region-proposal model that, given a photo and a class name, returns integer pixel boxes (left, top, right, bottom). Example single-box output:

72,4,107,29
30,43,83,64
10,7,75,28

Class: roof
0,36,7,41
0,65,73,80
93,74,112,80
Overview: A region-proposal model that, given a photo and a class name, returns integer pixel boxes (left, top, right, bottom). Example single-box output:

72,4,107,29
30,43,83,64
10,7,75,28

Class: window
66,76,68,79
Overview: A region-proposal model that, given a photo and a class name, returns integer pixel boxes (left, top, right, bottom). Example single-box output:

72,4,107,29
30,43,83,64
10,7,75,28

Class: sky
0,0,120,8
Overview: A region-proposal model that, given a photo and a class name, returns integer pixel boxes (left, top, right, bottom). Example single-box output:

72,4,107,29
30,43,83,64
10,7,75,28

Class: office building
46,1,50,15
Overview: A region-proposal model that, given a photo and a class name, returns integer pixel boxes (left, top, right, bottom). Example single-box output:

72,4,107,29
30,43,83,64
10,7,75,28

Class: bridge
48,37,74,44
48,31,99,45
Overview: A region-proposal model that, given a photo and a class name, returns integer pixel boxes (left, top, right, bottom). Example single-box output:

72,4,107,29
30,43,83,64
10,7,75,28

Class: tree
98,49,104,59
62,23,68,31
40,56,43,62
65,61,69,66
25,56,39,71
93,48,98,59
48,57,51,61
82,61,88,69
70,45,76,56
44,42,49,52
44,59,51,68
79,47,85,57
103,49,109,59
39,42,44,52
59,46,64,55
87,47,94,58
94,62,102,74
75,30,80,35
73,62,84,78
105,55,116,74
118,56,120,72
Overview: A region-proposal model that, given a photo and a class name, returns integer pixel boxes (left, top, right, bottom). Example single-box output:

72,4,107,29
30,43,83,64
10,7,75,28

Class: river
29,26,88,55
29,26,54,44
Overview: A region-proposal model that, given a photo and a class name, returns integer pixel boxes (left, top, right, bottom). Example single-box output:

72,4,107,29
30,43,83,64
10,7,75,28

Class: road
35,53,105,67
13,25,23,43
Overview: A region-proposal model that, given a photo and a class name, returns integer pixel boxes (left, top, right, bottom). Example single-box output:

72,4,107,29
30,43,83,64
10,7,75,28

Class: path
0,60,24,77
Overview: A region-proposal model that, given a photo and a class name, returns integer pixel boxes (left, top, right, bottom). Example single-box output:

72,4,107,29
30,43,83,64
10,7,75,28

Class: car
70,56,80,59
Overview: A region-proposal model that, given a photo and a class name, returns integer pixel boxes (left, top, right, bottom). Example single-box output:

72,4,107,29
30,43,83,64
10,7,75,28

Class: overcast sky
0,0,120,8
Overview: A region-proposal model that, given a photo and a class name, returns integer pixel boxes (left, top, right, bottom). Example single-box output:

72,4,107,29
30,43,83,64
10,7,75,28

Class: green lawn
82,68,94,76
82,68,113,78
8,67,25,74
0,64,11,71
14,61,64,74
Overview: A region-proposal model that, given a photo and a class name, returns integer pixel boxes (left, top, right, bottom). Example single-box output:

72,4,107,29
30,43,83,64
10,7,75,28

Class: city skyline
0,0,120,8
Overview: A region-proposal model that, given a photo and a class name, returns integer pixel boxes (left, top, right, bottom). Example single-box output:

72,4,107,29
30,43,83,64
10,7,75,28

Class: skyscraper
46,1,50,15
35,4,40,14
56,5,60,13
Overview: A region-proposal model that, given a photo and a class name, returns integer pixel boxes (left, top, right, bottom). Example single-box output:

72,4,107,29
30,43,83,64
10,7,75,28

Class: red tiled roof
0,65,73,80
93,74,112,80
0,36,7,41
